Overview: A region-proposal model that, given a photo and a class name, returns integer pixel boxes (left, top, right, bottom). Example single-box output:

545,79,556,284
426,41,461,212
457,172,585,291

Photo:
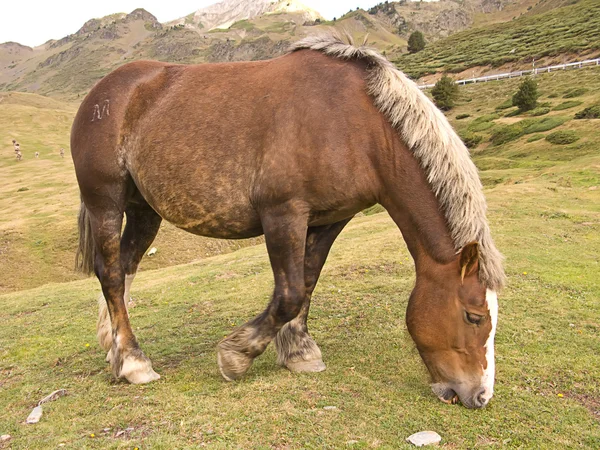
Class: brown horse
71,35,505,409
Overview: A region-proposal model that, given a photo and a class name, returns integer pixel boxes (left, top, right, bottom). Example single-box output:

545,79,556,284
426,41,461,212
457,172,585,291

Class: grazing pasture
1,65,599,448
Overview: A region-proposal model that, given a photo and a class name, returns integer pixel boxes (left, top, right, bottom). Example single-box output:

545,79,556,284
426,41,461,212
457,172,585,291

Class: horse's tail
75,200,95,275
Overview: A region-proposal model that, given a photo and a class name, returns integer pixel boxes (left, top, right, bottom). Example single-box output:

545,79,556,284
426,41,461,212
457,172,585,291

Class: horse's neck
378,139,457,268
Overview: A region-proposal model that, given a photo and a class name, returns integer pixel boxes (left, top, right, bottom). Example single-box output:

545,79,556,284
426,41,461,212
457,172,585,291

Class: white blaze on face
481,289,498,403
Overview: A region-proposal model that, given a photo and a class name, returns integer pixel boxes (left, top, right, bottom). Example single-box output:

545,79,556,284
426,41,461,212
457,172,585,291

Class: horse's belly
138,182,262,239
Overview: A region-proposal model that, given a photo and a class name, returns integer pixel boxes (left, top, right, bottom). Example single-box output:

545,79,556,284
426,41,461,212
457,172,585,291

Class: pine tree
431,75,459,111
407,31,426,53
512,77,539,111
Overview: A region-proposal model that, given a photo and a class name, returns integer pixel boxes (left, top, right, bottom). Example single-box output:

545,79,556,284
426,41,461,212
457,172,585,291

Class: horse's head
406,242,498,409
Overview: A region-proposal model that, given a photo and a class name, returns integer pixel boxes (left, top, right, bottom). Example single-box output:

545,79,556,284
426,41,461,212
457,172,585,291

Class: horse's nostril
476,390,488,408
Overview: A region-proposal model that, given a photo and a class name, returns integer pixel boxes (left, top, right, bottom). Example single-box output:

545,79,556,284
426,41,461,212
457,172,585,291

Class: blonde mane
289,35,505,290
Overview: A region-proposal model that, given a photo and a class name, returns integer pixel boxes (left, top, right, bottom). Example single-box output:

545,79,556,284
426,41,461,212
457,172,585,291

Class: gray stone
1,435,11,442
38,389,67,405
406,431,442,447
323,405,337,411
26,406,43,424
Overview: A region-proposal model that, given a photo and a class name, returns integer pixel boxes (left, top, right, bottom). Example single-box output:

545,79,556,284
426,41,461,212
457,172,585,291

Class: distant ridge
168,0,322,30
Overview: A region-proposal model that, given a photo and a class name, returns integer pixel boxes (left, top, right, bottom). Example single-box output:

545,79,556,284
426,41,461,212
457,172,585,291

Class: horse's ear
460,242,479,283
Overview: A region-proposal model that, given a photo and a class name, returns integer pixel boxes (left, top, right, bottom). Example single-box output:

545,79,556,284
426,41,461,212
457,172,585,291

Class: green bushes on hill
563,87,588,98
394,0,600,78
552,101,583,111
546,130,580,144
529,106,550,116
490,116,568,145
527,134,545,142
407,31,426,53
431,75,459,110
459,131,483,148
491,124,526,145
512,78,539,112
574,105,600,119
496,99,514,110
522,116,568,133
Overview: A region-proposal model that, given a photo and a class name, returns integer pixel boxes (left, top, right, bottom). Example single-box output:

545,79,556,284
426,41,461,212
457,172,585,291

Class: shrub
527,134,545,142
545,130,580,145
552,101,583,111
456,113,471,120
407,31,426,53
504,108,521,117
471,113,500,123
495,98,514,110
459,131,483,148
574,104,600,119
529,107,550,116
469,121,495,132
563,87,588,98
512,77,539,111
522,116,567,134
491,124,525,145
431,75,459,111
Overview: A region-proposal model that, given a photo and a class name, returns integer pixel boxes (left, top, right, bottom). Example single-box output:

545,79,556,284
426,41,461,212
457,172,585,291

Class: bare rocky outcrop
207,36,288,62
176,0,322,31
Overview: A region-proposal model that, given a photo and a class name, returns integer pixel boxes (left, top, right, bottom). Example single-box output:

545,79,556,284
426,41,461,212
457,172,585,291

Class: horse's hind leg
88,198,160,384
274,218,352,372
217,202,308,381
97,200,162,366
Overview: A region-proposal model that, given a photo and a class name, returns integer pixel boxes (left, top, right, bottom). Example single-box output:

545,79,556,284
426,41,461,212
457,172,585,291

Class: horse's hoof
217,346,253,382
119,354,160,384
286,359,326,373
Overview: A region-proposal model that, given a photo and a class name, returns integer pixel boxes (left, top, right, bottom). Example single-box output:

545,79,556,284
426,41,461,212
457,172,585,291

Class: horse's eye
465,312,485,325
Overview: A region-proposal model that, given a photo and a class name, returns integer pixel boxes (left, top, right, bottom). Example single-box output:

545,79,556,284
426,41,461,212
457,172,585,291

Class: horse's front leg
217,202,308,381
274,218,352,372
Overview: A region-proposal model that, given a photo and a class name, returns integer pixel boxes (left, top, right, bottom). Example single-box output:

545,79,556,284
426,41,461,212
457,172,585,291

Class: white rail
418,58,600,89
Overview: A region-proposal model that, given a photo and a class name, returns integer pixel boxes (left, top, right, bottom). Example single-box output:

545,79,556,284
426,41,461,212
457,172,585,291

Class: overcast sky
0,0,387,47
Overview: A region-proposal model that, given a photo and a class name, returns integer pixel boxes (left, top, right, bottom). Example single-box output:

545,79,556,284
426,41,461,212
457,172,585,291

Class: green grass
563,87,589,98
2,57,600,449
553,100,583,111
395,0,600,77
546,130,580,144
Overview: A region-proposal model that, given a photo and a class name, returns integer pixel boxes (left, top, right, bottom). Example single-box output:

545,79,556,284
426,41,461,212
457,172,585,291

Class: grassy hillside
0,196,598,447
396,0,600,78
1,58,599,447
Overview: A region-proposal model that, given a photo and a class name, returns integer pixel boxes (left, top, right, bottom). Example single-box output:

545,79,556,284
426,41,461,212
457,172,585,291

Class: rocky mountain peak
184,0,322,30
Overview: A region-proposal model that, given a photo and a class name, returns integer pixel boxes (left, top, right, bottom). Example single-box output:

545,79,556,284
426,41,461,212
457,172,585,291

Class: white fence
418,58,600,89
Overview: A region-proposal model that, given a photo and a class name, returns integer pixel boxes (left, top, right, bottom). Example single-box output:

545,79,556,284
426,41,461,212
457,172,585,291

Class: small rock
406,431,442,447
38,389,67,405
1,435,11,442
346,440,359,445
588,186,597,191
26,406,43,424
323,405,337,411
147,247,157,256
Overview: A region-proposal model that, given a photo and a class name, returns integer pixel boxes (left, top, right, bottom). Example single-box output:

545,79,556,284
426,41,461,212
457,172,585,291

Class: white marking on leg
481,289,498,402
97,293,112,351
98,274,135,354
124,273,135,306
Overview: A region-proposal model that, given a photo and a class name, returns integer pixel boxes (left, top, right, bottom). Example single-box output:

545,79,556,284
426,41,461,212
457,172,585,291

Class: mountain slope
395,0,600,78
0,0,596,99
